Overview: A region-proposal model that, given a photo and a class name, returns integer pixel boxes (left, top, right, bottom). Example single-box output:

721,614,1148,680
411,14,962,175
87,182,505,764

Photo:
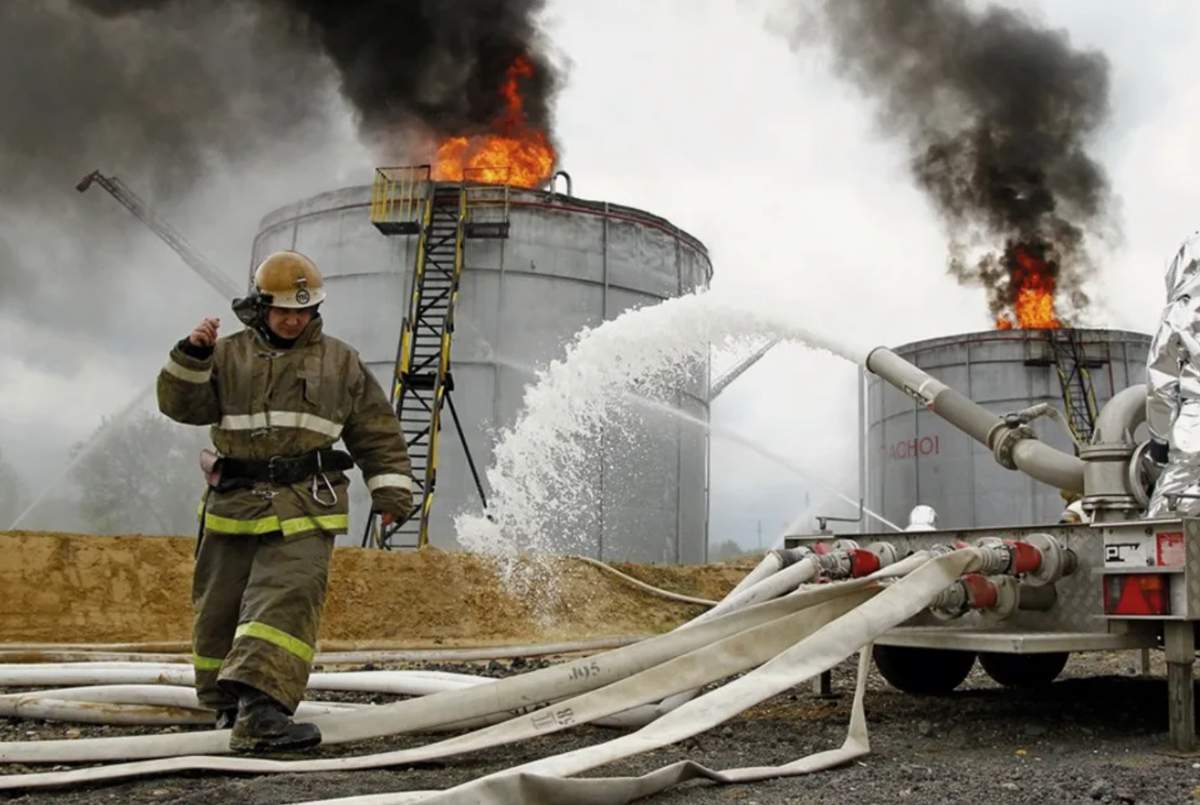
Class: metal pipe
550,170,572,197
865,346,1086,494
1092,383,1147,444
1010,439,1087,494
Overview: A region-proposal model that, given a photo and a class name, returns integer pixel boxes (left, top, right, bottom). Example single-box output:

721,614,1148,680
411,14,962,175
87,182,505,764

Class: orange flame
994,243,1060,330
432,56,556,189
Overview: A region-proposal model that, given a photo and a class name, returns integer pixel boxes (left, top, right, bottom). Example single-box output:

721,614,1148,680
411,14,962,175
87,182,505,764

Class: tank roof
255,180,711,260
891,326,1152,354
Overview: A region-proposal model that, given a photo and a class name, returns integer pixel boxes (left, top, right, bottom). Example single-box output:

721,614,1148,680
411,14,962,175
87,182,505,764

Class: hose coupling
975,534,1077,586
815,551,853,579
929,573,1019,621
774,546,813,568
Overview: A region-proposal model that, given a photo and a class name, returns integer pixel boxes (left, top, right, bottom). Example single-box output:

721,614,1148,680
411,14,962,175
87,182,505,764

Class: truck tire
978,651,1069,688
872,645,976,695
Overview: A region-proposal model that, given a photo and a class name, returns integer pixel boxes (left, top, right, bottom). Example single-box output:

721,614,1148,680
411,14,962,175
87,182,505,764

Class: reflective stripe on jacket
157,316,414,539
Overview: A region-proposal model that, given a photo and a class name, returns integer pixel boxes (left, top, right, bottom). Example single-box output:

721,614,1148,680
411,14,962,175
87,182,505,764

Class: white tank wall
863,328,1152,529
251,183,712,563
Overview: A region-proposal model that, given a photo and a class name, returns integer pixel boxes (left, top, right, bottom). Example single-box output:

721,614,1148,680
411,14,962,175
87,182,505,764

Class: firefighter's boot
228,686,321,753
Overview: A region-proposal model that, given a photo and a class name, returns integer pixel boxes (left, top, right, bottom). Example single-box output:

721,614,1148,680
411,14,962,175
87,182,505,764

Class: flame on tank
995,242,1061,330
432,55,556,189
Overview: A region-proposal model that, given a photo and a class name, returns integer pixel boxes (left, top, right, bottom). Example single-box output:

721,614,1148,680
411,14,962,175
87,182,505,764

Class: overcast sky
1,0,1196,552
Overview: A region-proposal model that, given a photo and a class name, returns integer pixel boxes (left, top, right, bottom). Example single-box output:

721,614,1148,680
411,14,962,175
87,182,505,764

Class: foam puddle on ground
454,285,871,600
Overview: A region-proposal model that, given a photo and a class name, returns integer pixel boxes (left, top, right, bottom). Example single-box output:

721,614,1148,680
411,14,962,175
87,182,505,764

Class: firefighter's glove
1149,438,1170,465
378,510,411,529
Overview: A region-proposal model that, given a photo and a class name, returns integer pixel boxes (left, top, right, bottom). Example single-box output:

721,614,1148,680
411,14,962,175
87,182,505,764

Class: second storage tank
863,328,1152,529
250,175,713,563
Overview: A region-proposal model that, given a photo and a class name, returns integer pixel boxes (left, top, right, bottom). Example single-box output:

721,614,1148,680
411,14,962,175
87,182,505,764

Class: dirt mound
0,532,748,647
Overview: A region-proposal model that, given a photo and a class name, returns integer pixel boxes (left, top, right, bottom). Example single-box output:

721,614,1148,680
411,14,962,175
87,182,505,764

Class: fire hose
0,538,1076,804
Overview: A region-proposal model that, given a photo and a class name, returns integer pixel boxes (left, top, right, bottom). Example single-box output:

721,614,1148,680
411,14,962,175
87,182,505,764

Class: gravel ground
1,650,1199,805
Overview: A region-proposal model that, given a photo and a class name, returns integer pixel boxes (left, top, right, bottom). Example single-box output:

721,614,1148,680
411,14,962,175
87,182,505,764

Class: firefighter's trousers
192,530,334,712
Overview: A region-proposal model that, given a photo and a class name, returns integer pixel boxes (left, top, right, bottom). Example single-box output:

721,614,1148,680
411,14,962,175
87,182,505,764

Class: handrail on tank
865,346,1087,494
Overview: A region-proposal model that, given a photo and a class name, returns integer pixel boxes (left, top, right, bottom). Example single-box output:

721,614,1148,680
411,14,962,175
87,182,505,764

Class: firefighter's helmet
252,251,326,309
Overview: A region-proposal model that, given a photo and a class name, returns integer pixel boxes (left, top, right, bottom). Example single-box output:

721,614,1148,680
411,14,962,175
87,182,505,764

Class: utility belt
219,448,354,485
195,448,352,548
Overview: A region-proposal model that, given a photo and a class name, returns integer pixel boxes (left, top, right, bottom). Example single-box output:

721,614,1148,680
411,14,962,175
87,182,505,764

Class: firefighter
157,250,415,753
1145,232,1200,518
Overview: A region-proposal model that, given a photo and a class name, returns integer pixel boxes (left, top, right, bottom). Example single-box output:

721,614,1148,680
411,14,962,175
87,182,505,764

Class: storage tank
862,328,1152,529
249,177,713,563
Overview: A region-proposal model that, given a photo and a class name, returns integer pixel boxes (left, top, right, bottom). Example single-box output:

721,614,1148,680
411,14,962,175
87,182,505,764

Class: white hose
0,637,647,667
0,547,978,805
724,550,785,598
0,693,359,726
598,555,824,728
0,669,492,696
572,556,719,607
0,583,876,790
0,575,877,774
599,547,931,731
0,563,782,738
680,555,821,630
292,548,979,805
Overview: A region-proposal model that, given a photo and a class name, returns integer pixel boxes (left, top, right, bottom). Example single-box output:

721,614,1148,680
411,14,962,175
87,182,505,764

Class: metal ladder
1048,329,1101,445
365,166,509,549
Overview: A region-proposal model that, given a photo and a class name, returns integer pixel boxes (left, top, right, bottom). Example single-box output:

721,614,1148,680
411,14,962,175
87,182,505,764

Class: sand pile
0,532,753,647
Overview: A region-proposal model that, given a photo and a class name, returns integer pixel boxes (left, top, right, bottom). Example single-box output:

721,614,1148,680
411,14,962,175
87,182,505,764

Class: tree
69,411,211,536
0,447,30,529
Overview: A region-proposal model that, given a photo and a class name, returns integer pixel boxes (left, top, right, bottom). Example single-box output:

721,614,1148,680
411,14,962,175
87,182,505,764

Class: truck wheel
978,651,1069,688
872,645,976,695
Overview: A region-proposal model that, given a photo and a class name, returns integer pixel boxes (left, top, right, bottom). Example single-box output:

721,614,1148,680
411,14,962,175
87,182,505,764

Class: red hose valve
961,573,999,609
848,548,881,578
1004,540,1042,574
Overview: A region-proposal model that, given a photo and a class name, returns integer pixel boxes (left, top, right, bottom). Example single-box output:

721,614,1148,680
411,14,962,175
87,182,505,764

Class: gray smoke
1,0,561,352
784,0,1115,324
1,1,331,203
0,0,338,352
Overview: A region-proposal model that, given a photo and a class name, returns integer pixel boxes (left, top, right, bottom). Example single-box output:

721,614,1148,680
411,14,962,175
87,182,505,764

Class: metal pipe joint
976,534,1077,586
866,346,1087,494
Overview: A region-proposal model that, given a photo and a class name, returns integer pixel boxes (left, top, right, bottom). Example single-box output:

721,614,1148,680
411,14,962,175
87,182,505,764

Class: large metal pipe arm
865,346,1086,495
708,339,780,401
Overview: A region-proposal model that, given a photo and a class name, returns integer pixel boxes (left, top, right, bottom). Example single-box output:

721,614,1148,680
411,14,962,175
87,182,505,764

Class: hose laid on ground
0,547,992,805
290,548,979,805
0,553,830,732
597,553,824,729
572,556,719,607
298,651,877,805
0,684,361,726
0,636,648,667
0,669,494,696
0,586,877,791
0,564,886,776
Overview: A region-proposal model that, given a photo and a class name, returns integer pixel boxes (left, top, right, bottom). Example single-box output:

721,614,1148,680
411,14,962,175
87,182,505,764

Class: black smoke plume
0,0,559,351
73,0,562,148
787,0,1115,324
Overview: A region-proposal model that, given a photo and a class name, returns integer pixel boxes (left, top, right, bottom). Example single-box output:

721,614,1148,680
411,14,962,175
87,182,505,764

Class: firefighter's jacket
1146,232,1200,517
157,316,414,539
